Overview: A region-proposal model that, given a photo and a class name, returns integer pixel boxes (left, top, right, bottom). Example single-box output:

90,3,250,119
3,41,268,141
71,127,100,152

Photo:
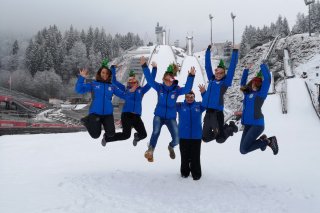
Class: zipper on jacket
189,104,192,138
103,84,106,114
165,91,169,119
207,82,213,108
133,90,136,113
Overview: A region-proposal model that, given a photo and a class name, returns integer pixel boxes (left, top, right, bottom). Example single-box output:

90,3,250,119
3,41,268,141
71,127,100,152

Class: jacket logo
108,87,112,91
249,94,254,98
216,81,220,84
171,94,175,99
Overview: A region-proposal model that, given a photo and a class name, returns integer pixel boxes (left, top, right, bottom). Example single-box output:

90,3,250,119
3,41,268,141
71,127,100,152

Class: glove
207,45,212,51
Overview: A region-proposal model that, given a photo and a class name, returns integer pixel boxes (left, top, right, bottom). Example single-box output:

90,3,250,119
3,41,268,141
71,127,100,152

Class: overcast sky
0,0,307,50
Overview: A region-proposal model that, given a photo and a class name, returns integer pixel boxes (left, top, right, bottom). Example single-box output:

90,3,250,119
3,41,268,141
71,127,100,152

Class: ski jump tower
155,22,166,45
186,36,193,56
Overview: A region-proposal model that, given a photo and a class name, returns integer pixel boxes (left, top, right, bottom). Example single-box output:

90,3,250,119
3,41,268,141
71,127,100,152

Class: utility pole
231,12,236,48
209,14,213,45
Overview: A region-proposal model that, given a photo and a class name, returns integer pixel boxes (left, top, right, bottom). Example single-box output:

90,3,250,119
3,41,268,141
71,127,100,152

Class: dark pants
179,139,202,179
105,112,147,142
83,114,115,139
240,125,268,154
202,109,233,143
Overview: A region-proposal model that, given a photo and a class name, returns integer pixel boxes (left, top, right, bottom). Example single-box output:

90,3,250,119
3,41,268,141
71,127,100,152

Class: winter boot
259,134,268,141
258,134,268,151
132,133,140,146
144,146,154,162
267,136,279,155
229,121,238,133
101,135,108,147
168,145,176,159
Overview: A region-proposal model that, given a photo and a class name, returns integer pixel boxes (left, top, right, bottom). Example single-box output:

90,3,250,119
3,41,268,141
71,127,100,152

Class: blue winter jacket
177,101,206,139
75,76,124,115
111,66,157,115
142,63,195,119
241,64,271,126
201,49,239,111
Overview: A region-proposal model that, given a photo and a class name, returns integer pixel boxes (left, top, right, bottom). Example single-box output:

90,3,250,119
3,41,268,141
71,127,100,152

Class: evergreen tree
12,40,19,55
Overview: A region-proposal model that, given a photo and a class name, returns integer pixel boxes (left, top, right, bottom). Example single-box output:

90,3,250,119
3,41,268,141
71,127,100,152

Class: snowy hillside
1,45,320,213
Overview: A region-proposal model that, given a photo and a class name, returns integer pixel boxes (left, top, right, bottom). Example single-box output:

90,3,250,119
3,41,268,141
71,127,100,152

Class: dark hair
240,79,262,93
186,90,195,96
96,67,112,82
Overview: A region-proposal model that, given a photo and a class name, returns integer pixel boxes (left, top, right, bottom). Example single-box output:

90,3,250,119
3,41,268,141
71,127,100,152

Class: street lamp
209,14,213,45
304,0,315,36
231,12,236,48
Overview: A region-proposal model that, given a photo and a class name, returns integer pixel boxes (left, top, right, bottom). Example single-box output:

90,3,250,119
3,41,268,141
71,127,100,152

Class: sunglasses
128,81,138,84
186,95,195,98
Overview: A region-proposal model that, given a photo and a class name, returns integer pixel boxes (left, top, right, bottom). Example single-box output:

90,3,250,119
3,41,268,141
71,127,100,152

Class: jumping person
140,56,195,162
235,62,279,155
177,88,206,180
101,65,157,146
202,45,239,143
75,59,124,142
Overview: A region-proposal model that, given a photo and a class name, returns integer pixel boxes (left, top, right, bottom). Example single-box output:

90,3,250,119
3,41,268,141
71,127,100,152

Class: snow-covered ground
1,45,320,213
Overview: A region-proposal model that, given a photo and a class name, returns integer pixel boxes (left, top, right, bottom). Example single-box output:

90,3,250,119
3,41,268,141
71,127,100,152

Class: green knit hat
217,59,226,70
256,71,263,78
165,63,178,76
128,70,135,77
101,59,109,68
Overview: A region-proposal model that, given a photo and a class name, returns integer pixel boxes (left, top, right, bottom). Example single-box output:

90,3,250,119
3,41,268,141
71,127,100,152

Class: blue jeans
240,125,268,154
149,116,179,149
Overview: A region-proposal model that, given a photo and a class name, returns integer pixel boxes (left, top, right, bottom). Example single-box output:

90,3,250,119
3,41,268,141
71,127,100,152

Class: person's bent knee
239,148,248,155
139,133,147,140
216,137,226,144
90,133,101,139
202,137,211,143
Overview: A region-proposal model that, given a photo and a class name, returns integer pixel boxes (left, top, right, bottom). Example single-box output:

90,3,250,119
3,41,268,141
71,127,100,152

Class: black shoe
168,145,176,159
101,135,107,147
229,121,238,133
193,176,201,181
267,136,279,155
144,146,154,162
259,134,268,141
133,133,140,146
181,174,189,178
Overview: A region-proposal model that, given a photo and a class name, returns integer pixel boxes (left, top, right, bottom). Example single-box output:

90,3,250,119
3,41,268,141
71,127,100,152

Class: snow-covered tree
12,40,19,55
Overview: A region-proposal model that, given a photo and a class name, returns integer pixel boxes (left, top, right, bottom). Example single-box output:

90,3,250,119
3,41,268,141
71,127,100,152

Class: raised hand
140,56,147,65
198,84,206,93
79,68,88,78
188,66,196,75
234,111,242,116
151,61,157,68
207,45,212,50
129,83,139,92
245,63,253,69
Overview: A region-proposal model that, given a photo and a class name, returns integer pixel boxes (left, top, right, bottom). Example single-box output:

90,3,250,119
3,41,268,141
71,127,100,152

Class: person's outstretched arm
258,63,271,98
177,67,195,95
205,45,214,80
75,68,92,94
240,68,249,87
140,56,160,91
224,49,239,87
110,65,126,91
112,85,126,99
141,62,157,94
